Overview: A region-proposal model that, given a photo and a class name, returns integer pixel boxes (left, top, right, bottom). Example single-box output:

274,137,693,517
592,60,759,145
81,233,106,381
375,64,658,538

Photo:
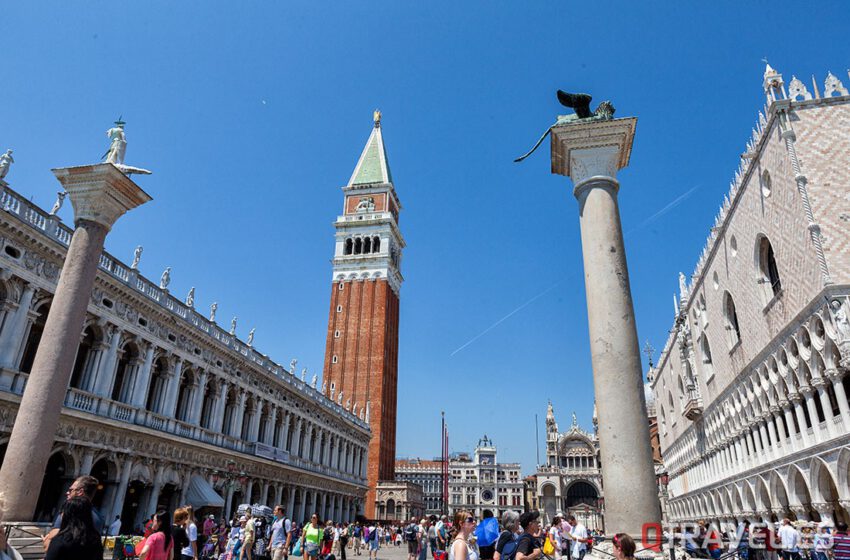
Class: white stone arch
836,448,850,501
129,462,153,484
786,463,813,508
754,475,773,512
741,479,757,512
809,456,840,505
768,469,791,511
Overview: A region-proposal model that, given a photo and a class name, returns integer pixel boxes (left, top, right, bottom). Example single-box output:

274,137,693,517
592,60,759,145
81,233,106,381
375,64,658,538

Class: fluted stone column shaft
161,358,183,417
130,343,156,408
830,374,850,431
93,326,122,397
111,457,134,531
0,284,35,371
212,382,228,432
551,117,660,537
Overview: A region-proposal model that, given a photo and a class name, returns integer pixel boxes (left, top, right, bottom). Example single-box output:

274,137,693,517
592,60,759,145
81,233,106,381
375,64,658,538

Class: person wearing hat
516,512,542,560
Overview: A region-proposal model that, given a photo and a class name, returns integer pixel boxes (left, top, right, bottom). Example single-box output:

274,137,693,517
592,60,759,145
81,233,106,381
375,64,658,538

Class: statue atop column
311,372,318,389
229,316,237,335
321,380,327,394
103,118,151,175
49,191,67,216
289,358,297,375
337,391,344,405
301,368,307,382
186,287,195,308
515,90,616,162
209,302,217,321
0,149,14,180
159,267,171,290
131,245,143,269
247,328,255,346
678,272,689,303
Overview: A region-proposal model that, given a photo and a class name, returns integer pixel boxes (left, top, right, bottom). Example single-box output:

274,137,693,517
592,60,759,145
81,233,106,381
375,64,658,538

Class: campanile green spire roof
347,112,393,187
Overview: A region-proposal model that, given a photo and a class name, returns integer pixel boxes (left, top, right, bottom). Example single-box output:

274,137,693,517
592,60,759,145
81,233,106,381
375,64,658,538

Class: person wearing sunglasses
302,514,323,560
449,510,479,560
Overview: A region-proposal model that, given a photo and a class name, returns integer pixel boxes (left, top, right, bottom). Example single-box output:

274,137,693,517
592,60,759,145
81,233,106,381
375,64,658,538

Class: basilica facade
535,404,604,531
0,133,376,531
651,67,850,526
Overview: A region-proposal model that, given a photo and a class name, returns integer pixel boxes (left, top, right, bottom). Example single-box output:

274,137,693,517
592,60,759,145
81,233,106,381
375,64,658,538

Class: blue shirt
272,518,287,548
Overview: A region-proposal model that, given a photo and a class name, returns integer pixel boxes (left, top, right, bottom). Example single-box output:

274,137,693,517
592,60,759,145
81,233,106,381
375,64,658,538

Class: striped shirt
833,532,850,560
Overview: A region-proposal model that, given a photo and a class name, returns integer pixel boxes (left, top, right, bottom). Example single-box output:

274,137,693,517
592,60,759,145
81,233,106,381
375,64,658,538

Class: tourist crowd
2,474,850,560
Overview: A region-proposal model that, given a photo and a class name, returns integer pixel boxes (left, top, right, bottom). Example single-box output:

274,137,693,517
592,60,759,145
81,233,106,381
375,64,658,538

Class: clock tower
323,112,404,518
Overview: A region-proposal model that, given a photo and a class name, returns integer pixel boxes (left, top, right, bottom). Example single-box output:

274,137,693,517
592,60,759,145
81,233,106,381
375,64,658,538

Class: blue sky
2,3,849,474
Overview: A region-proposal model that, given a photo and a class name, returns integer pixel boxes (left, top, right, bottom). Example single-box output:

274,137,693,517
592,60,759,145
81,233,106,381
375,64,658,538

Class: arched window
344,238,353,255
353,238,362,255
757,236,782,300
699,335,714,379
373,236,381,253
364,237,372,254
723,291,741,347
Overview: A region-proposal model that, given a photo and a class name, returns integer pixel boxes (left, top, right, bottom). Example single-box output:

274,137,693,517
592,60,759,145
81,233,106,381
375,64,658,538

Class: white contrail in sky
449,185,700,357
449,281,563,356
626,185,700,234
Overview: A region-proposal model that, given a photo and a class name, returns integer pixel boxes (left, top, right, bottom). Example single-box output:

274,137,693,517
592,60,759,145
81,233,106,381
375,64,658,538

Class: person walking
437,516,449,552
547,516,563,560
241,511,256,560
367,520,379,560
271,506,289,560
428,516,439,558
477,510,498,560
301,514,323,560
612,534,635,560
833,522,850,560
406,517,420,560
340,523,350,560
778,519,800,560
567,516,588,560
449,511,479,560
353,522,363,556
44,497,103,560
418,519,430,560
139,510,175,560
180,505,199,560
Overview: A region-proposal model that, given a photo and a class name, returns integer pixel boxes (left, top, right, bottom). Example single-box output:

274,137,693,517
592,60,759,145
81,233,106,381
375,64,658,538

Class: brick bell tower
323,111,404,518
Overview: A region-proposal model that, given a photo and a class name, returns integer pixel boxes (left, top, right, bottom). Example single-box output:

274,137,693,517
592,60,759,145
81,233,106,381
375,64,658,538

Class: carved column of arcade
812,377,837,438
261,481,270,506
92,324,122,397
232,390,248,439
293,417,304,456
110,456,135,531
0,164,151,520
266,405,278,446
247,398,262,442
130,342,156,408
161,357,184,418
0,283,36,372
188,369,209,426
790,394,812,447
782,403,800,451
147,464,166,517
211,381,229,433
287,485,297,519
279,411,291,450
827,369,850,431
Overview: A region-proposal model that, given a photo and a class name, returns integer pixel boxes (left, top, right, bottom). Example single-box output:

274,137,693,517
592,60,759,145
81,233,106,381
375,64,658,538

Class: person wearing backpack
514,511,543,560
353,523,362,556
367,522,379,560
494,510,520,560
404,518,419,560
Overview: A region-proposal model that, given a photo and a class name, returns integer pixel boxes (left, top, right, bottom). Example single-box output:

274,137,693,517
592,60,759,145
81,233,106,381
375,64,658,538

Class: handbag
543,537,555,556
293,539,303,556
134,536,147,557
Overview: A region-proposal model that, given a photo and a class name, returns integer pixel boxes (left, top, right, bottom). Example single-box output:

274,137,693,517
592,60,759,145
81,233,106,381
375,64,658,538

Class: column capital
550,116,636,187
52,163,152,230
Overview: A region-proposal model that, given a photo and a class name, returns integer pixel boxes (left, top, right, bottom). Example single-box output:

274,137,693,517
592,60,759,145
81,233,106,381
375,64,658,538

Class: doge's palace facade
0,177,369,532
651,66,850,527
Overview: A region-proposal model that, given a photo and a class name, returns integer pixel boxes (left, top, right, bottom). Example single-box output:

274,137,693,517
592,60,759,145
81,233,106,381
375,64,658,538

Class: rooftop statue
230,316,237,335
49,191,67,216
247,328,255,346
514,90,616,163
159,267,171,290
289,358,297,375
209,302,218,321
131,245,143,270
0,149,14,180
103,118,151,175
186,287,195,308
